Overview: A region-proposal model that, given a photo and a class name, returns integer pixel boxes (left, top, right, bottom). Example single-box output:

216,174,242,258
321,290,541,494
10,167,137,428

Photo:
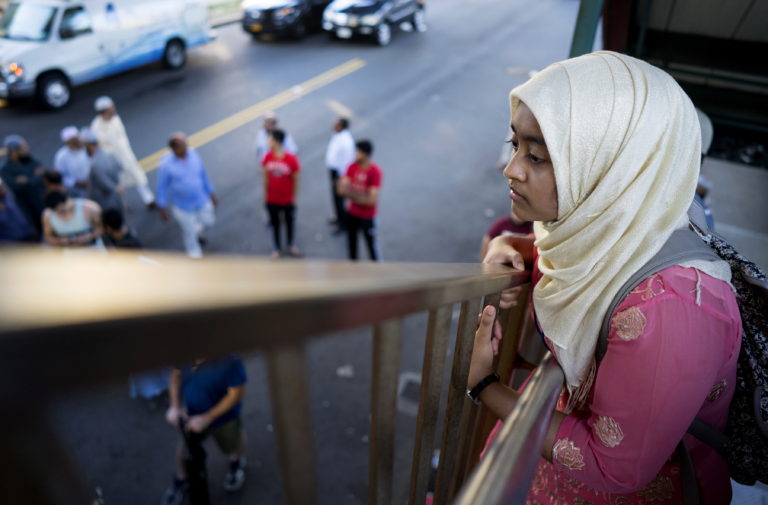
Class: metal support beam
569,0,605,58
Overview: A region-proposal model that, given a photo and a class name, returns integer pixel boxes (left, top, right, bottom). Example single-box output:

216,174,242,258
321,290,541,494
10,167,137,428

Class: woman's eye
506,138,519,151
528,153,543,164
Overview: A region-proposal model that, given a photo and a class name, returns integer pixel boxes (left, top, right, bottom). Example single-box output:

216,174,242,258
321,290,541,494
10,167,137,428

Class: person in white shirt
53,126,90,198
325,117,355,232
255,112,298,163
90,96,156,209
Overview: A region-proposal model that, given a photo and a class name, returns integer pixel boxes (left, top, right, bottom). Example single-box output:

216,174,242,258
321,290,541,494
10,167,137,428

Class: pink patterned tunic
490,266,742,505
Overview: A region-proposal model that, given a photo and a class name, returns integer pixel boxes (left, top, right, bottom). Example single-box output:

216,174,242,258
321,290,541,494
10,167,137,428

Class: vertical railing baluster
457,286,531,487
266,344,317,505
496,285,530,389
433,297,483,505
407,305,453,505
369,319,403,505
457,293,500,484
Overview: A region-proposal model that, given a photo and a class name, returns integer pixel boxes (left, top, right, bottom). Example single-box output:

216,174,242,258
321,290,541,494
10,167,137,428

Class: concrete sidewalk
701,157,768,271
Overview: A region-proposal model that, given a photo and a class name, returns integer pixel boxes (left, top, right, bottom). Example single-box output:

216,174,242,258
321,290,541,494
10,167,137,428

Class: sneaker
162,477,188,505
224,458,246,492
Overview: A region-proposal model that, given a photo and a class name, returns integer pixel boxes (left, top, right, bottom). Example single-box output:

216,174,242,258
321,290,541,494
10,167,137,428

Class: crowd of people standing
0,98,384,261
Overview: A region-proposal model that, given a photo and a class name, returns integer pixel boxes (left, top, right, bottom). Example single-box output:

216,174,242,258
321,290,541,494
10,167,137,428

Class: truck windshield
0,3,58,41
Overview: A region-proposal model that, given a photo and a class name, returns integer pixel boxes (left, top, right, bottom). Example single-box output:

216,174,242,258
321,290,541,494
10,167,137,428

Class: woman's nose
503,154,525,182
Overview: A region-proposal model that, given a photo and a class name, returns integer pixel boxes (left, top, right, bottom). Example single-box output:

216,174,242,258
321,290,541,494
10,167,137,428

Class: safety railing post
266,344,317,505
433,297,483,505
368,319,403,505
457,293,500,483
407,305,453,505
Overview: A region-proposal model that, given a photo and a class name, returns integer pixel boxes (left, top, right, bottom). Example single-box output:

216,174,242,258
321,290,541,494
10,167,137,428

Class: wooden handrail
0,247,532,505
0,248,527,406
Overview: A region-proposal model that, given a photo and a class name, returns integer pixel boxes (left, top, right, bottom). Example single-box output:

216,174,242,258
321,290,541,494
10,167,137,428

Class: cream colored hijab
511,51,701,405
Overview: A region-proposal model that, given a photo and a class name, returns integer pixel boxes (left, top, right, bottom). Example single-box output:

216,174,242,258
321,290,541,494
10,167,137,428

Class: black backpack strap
596,226,721,364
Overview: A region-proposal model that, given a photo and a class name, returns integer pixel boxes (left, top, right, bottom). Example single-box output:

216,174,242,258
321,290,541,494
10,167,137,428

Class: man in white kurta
90,96,156,208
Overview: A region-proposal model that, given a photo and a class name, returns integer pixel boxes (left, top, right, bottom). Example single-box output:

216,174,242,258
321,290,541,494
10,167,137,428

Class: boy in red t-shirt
262,129,300,257
337,140,381,261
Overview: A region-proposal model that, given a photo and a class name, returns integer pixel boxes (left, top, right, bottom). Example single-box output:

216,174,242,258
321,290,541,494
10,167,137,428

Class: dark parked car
322,0,426,46
241,0,331,39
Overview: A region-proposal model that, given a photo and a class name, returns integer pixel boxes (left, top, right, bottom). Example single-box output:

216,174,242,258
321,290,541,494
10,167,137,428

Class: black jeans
329,169,346,228
347,215,379,261
266,203,295,251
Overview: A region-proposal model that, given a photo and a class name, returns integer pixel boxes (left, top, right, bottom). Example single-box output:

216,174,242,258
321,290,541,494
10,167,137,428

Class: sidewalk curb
212,15,243,29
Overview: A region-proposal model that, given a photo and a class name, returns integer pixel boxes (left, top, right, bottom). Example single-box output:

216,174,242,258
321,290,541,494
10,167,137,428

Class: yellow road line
139,58,366,172
325,99,355,119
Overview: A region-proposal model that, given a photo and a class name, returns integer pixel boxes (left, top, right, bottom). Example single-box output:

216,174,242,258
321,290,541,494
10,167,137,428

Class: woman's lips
510,188,526,202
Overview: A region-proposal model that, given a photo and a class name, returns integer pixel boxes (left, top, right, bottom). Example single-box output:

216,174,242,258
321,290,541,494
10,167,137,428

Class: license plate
249,23,263,32
336,27,352,38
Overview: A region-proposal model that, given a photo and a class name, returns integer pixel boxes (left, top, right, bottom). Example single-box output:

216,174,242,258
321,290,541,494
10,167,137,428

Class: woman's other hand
468,305,502,388
483,235,534,309
483,235,527,269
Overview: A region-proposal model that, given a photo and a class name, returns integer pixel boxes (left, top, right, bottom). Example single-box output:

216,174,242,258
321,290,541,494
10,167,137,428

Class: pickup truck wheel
411,8,427,32
375,22,391,46
163,39,186,69
36,73,71,110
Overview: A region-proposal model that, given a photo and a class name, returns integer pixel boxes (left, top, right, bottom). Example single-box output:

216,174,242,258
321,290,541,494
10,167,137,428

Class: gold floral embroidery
636,475,674,502
573,499,596,505
593,416,624,448
631,274,666,301
611,307,647,341
553,438,585,471
707,379,727,402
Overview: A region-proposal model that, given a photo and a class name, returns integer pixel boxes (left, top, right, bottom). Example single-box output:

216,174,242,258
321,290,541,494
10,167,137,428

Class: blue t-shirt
181,356,247,429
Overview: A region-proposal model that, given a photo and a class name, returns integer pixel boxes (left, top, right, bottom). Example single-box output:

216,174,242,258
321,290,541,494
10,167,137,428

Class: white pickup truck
0,0,216,109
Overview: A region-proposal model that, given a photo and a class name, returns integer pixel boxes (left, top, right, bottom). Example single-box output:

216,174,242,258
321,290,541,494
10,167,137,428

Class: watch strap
466,373,500,405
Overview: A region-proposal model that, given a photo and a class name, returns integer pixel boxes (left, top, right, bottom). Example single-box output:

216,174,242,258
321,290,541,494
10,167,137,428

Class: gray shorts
178,417,244,455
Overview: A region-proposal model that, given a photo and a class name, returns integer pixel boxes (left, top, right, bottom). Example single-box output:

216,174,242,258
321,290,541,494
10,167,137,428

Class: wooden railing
0,248,557,505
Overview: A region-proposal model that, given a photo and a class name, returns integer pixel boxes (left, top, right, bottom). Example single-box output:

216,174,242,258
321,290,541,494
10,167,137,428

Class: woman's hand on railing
468,305,503,388
483,235,526,270
483,235,534,309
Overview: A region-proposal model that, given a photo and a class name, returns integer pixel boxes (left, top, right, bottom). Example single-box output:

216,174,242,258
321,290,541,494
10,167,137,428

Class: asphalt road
1,1,581,503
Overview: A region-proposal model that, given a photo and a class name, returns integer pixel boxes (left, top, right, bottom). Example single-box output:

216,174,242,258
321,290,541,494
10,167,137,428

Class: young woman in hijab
468,51,741,505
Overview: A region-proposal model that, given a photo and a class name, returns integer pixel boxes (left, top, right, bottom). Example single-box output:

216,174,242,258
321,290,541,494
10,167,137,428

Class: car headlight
1,62,24,84
275,7,296,18
334,12,348,24
360,14,381,25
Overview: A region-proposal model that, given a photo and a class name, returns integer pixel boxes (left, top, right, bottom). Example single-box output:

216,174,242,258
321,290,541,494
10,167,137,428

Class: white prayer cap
79,127,98,144
696,108,714,156
60,126,79,142
94,96,115,112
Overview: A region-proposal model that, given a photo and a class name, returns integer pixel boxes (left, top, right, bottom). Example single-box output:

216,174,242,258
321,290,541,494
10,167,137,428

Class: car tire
293,20,307,39
162,39,186,69
36,72,71,110
374,22,391,46
411,8,427,32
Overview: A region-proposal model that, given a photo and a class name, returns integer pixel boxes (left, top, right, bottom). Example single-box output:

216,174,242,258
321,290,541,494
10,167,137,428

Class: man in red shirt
338,140,382,261
479,209,532,260
262,129,301,257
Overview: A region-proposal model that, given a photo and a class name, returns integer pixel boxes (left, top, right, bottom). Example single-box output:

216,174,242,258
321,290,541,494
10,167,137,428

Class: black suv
241,0,331,39
322,0,426,46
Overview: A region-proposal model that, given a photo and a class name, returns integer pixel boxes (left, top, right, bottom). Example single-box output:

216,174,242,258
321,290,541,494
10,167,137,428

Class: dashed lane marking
138,58,367,172
325,99,355,119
